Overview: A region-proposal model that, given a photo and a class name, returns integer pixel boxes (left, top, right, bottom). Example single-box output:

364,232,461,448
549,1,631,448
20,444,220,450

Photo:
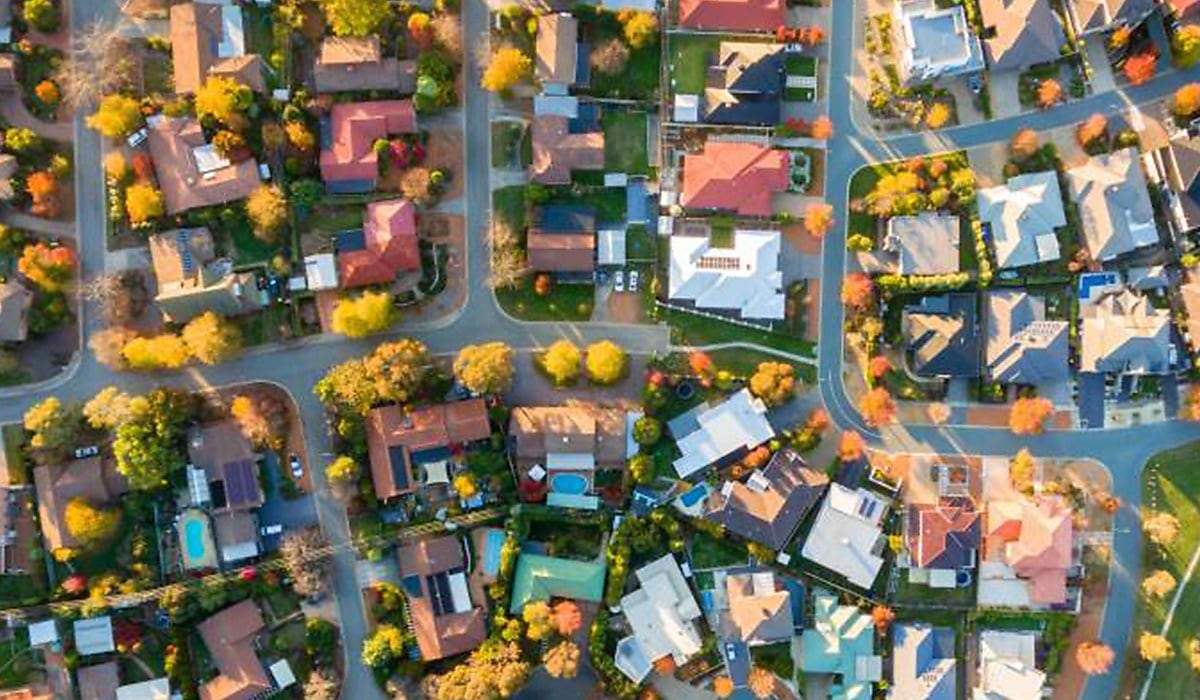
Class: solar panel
388,446,410,489
428,573,453,616
223,459,258,507
177,230,196,275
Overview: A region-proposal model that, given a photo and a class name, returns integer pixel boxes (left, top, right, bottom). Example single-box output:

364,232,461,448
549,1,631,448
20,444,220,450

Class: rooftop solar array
388,446,411,490
222,459,259,507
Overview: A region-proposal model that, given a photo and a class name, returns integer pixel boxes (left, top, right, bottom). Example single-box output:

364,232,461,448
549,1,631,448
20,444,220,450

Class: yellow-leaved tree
331,291,396,338
482,47,532,93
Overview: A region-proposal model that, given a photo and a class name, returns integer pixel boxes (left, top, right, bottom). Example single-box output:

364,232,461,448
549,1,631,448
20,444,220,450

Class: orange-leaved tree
1008,396,1053,435
859,387,896,427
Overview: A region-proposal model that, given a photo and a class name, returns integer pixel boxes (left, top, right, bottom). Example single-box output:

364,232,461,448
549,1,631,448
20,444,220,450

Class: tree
925,102,951,129
229,394,288,450
399,168,433,204
454,342,515,394
428,640,530,700
314,359,380,416
1110,25,1133,50
1124,52,1157,85
618,10,658,49
839,430,865,462
1145,511,1181,546
870,605,895,632
1010,128,1039,160
246,186,288,242
1010,448,1035,494
591,39,630,75
23,0,58,32
633,416,662,446
841,272,874,309
586,340,627,385
927,402,951,425
552,600,582,636
747,666,774,700
331,291,397,338
453,473,478,500
522,601,553,641
125,183,164,224
113,389,196,490
1077,113,1108,147
1174,83,1200,119
182,312,242,365
543,640,580,679
431,14,463,56
18,242,74,292
280,527,330,598
321,0,389,36
482,47,532,92
83,387,135,430
303,667,339,700
64,499,121,547
749,362,796,407
1009,396,1053,435
630,454,653,484
365,339,429,404
195,76,250,124
90,327,137,370
87,94,144,138
326,456,359,485
713,677,734,698
1174,25,1200,68
24,397,83,454
811,115,834,140
868,355,892,381
803,202,834,238
541,339,581,385
1075,641,1115,676
1036,79,1062,108
1143,569,1177,598
361,624,408,668
286,122,316,153
1140,632,1175,662
859,387,896,427
121,334,190,370
26,171,60,218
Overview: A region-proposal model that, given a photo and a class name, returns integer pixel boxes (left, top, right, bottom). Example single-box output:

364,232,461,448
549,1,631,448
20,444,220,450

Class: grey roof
903,294,982,378
1161,135,1200,233
0,279,31,342
985,291,1070,384
885,214,961,275
1071,0,1156,33
704,449,829,551
979,0,1066,71
977,171,1066,269
1066,147,1160,262
703,42,784,127
1081,288,1174,374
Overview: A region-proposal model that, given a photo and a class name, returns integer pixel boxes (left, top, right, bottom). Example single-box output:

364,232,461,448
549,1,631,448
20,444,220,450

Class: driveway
1085,36,1116,94
989,70,1023,119
257,451,319,552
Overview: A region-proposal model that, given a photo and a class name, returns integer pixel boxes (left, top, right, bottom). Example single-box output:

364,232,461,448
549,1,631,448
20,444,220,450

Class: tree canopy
454,342,516,394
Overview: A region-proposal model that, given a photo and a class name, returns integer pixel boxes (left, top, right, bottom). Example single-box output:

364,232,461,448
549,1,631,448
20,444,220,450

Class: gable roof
903,294,982,378
616,554,703,682
397,536,487,660
906,498,981,570
978,0,1066,71
197,601,270,700
313,37,416,94
319,100,417,185
893,624,957,700
671,389,775,479
535,14,579,86
668,227,785,320
366,400,491,500
677,0,785,32
34,457,128,554
724,570,794,645
530,114,604,185
146,116,262,215
884,214,961,275
800,485,888,589
985,291,1070,384
1066,147,1159,262
704,449,829,550
800,589,881,695
508,405,628,467
338,198,420,288
1070,0,1155,32
510,553,606,612
986,498,1073,605
977,630,1046,698
78,662,120,700
978,171,1066,269
0,279,31,342
1080,288,1173,374
680,141,789,217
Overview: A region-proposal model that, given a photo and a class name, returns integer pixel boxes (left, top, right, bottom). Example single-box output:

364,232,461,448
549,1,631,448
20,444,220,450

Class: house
509,552,606,612
535,14,583,94
1066,147,1159,262
169,2,266,95
508,405,628,471
668,226,785,321
978,0,1066,71
117,679,171,700
884,214,961,275
0,459,32,576
187,422,264,564
1068,0,1156,35
197,600,272,700
1179,271,1200,351
704,449,829,551
701,42,785,126
977,171,1066,269
530,105,605,185
1080,288,1174,375
676,0,785,32
902,294,982,378
146,116,263,215
892,624,957,700
668,389,775,479
980,497,1073,607
319,100,417,193
398,536,487,660
149,228,266,323
800,484,888,589
723,570,794,645
34,456,128,557
801,589,882,698
336,198,421,288
985,291,1070,385
680,141,790,217
526,205,596,275
894,0,985,83
1151,132,1200,241
312,37,416,94
614,554,703,682
77,662,120,700
75,616,115,656
975,630,1046,699
0,280,32,342
366,399,491,501
906,498,981,588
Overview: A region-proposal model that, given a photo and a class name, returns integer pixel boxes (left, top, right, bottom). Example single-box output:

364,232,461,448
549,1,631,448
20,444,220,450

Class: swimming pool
551,472,588,495
185,519,206,560
679,484,708,508
179,509,217,571
482,529,505,577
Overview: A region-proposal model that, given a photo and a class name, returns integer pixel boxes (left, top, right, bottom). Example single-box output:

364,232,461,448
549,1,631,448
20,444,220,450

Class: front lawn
578,9,660,100
663,307,816,359
491,121,530,169
669,35,720,95
690,530,748,569
496,278,594,321
602,111,649,175
298,204,363,237
493,186,527,231
0,629,33,688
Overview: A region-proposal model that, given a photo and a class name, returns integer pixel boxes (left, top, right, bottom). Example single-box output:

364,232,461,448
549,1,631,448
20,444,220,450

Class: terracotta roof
704,449,828,550
397,536,487,660
146,116,262,215
986,498,1073,605
169,3,264,94
0,279,31,343
338,199,420,288
526,231,595,272
313,37,416,94
906,498,981,569
34,457,128,554
677,0,785,31
509,405,627,468
211,54,266,94
1169,0,1200,14
535,14,578,86
197,601,270,700
77,662,120,700
530,115,604,185
680,141,789,217
320,100,417,185
366,400,491,500
149,227,216,287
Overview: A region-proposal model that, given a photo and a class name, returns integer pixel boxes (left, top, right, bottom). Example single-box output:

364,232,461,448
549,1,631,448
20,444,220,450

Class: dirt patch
606,291,644,323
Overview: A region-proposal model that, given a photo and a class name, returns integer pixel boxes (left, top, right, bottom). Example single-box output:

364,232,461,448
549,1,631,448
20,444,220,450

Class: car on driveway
73,446,100,459
289,454,303,479
725,643,737,661
629,270,640,293
614,270,625,292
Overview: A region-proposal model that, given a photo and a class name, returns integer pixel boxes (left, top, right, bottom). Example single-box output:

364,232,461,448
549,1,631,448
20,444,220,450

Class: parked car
614,270,625,292
73,446,100,459
629,270,640,293
967,74,983,94
260,524,284,537
725,643,737,661
997,270,1020,281
289,454,303,479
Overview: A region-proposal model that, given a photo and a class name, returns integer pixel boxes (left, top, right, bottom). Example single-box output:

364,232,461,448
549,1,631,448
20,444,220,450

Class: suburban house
365,399,491,501
0,279,31,342
149,228,266,323
978,0,1066,71
668,225,785,321
695,42,785,126
679,141,789,217
34,456,128,559
0,454,32,576
312,37,416,94
723,570,794,645
530,96,605,185
1080,288,1174,375
197,600,273,700
977,171,1066,269
892,623,957,700
187,421,264,565
975,630,1046,699
884,214,961,275
535,14,585,94
1179,270,1200,352
116,679,171,700
509,552,606,612
704,449,829,551
335,198,421,288
146,115,263,215
893,0,985,83
614,554,703,682
801,589,882,698
1067,0,1157,35
1066,147,1159,262
509,405,629,471
319,100,418,193
526,205,597,276
169,2,266,95
905,498,981,588
800,484,888,589
397,536,488,661
667,388,775,479
979,497,1073,608
1150,132,1200,241
902,294,982,378
985,291,1070,385
676,0,784,31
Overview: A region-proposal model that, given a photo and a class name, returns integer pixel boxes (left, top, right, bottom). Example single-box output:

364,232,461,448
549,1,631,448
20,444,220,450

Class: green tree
365,339,430,404
632,416,661,447
541,340,581,385
23,0,59,32
1175,25,1200,68
585,340,627,385
64,498,121,547
361,624,408,668
331,291,396,338
314,359,380,415
24,397,83,454
289,179,323,210
112,388,197,491
86,95,144,138
629,453,653,485
321,0,390,37
454,342,516,394
182,312,243,365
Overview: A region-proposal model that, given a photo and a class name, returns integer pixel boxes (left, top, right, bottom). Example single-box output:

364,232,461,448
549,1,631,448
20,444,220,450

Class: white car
289,454,303,479
628,270,640,293
614,270,625,292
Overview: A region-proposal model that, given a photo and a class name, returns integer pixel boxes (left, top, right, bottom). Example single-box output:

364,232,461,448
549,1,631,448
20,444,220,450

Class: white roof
27,619,58,647
672,389,774,478
800,484,886,589
976,630,1045,700
422,460,450,486
73,616,115,656
669,229,785,320
615,634,654,682
269,659,297,689
304,254,338,291
673,94,699,123
117,678,171,700
978,171,1067,269
534,95,579,117
220,540,260,563
598,228,627,266
618,554,703,678
976,561,1034,608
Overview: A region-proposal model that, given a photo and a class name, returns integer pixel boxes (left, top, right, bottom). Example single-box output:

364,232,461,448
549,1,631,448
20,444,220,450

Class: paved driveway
989,70,1023,119
257,451,319,552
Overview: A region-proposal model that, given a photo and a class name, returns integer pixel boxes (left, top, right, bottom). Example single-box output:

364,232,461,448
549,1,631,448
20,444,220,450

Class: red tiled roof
987,498,1073,605
366,399,491,500
319,100,417,185
1169,0,1200,13
680,141,789,217
397,536,487,660
339,198,421,288
678,0,785,32
908,501,980,568
526,231,595,272
530,115,604,185
197,601,270,700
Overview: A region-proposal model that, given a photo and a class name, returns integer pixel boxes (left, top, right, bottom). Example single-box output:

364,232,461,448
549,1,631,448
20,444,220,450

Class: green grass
602,111,650,175
710,217,735,248
848,164,886,239
705,349,815,384
298,204,364,237
233,303,296,346
491,121,528,169
625,224,656,262
958,218,979,272
0,629,33,688
892,575,976,607
669,35,720,94
751,642,795,682
577,10,660,100
493,186,527,231
663,307,816,359
229,221,281,267
690,530,748,569
496,279,594,321
786,55,817,77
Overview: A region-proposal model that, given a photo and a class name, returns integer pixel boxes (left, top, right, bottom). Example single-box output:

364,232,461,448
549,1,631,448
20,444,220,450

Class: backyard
579,9,661,100
689,530,748,570
602,111,650,175
668,34,720,95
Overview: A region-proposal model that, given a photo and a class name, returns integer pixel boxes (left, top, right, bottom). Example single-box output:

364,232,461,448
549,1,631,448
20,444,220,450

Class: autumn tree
1075,641,1115,676
1143,569,1177,599
483,47,532,93
194,76,251,125
1175,25,1200,68
26,171,60,218
280,527,331,598
1110,25,1133,50
747,666,774,699
24,397,83,454
1010,448,1035,494
64,498,121,547
454,342,515,395
431,14,463,56
326,456,359,485
811,115,834,140
1174,83,1200,119
522,601,554,641
303,667,339,700
591,39,629,75
89,327,137,370
803,202,834,238
713,677,734,698
1009,396,1054,435
112,388,197,491
859,387,896,427
586,340,627,386
182,312,242,365
453,473,478,499
541,339,581,385
841,272,875,310
1010,128,1039,160
870,605,895,632
749,362,797,407
55,22,139,110
18,242,74,292
427,640,530,700
1036,79,1062,108
331,291,397,338
246,185,289,243
1140,633,1174,662
1145,511,1181,546
83,387,135,430
365,339,430,404
86,94,144,138
314,358,380,416
321,0,389,36
867,355,892,381
839,430,865,462
230,394,288,451
925,102,951,129
1124,52,1158,85
552,600,582,636
121,334,190,370
618,10,658,48
361,625,408,668
1077,113,1108,147
544,640,580,679
125,183,164,224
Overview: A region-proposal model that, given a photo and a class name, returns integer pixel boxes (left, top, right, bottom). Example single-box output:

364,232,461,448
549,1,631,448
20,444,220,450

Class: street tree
365,339,430,404
586,340,627,385
1143,569,1177,598
541,339,581,385
121,334,189,370
839,430,865,462
314,358,380,416
841,272,875,309
1009,397,1053,435
229,394,288,450
428,641,530,700
1036,79,1062,108
1176,83,1200,119
454,342,516,394
331,291,397,338
1140,633,1174,662
83,387,135,430
1075,641,1115,676
280,527,331,598
803,202,834,238
86,94,143,138
859,387,896,427
182,312,242,365
1010,128,1039,160
1011,448,1035,494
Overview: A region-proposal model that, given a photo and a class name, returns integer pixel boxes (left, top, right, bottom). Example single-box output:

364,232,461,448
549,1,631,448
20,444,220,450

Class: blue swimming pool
679,484,707,508
551,472,588,495
482,529,505,577
184,518,208,561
